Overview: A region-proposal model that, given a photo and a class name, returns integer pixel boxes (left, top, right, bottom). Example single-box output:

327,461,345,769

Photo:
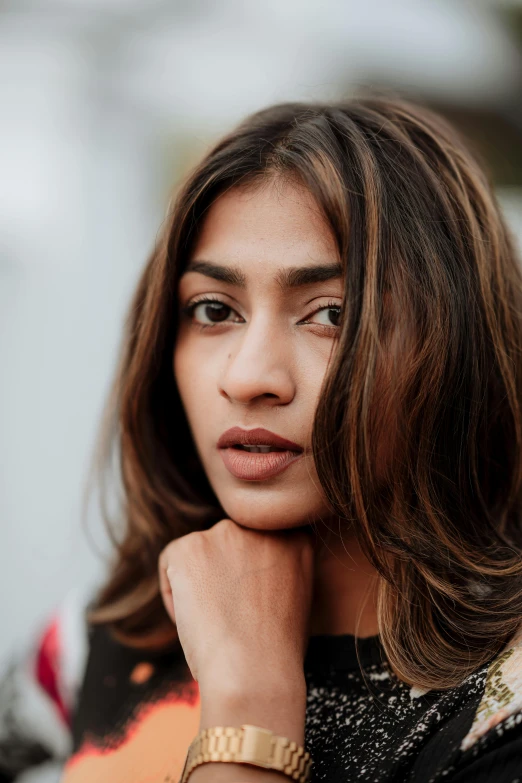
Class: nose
219,314,296,406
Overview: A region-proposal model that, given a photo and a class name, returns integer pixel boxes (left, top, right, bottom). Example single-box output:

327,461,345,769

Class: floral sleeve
0,586,92,782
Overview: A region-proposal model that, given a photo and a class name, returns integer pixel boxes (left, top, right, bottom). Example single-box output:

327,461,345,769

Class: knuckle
296,532,314,561
160,538,179,562
159,531,197,565
217,517,235,530
209,518,236,538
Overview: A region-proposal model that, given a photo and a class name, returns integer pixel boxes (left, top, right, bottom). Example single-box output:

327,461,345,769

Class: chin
215,483,328,531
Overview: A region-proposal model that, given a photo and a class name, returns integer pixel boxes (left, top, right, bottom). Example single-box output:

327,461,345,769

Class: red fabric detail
35,617,70,727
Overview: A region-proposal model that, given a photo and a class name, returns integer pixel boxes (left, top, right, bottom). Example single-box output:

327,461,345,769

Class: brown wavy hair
87,95,522,689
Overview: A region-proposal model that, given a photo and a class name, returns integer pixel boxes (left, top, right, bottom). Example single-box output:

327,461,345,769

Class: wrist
198,674,307,746
198,648,306,695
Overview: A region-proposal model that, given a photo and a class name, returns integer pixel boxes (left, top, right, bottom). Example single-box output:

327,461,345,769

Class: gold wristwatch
179,724,312,783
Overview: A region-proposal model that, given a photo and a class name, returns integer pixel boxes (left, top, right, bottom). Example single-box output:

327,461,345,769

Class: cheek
298,343,334,410
173,338,202,427
173,334,221,449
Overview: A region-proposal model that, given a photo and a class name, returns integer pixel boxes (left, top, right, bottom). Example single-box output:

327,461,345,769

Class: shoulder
32,584,94,728
433,628,522,782
0,584,95,736
460,626,522,753
0,583,96,778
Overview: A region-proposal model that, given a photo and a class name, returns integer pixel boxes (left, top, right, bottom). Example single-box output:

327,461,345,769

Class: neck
308,521,380,638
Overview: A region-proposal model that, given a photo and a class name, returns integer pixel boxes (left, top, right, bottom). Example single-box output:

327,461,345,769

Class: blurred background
1,0,522,676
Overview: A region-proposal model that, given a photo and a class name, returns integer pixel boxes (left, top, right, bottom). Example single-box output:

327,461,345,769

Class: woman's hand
158,518,314,749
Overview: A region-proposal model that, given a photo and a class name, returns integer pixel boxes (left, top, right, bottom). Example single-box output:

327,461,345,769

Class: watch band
179,724,312,783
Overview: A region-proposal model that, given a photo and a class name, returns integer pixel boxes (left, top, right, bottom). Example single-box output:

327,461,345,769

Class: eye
304,303,342,328
183,297,243,326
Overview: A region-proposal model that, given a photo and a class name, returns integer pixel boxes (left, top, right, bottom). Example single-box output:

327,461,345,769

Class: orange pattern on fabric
62,681,200,783
130,662,155,685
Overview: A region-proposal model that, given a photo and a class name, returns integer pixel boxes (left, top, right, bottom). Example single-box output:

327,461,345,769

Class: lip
217,427,304,481
217,427,303,451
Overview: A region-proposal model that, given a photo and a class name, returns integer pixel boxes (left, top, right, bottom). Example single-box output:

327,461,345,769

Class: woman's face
174,177,342,530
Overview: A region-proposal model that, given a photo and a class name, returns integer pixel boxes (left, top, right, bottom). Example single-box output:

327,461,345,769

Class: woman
1,96,522,783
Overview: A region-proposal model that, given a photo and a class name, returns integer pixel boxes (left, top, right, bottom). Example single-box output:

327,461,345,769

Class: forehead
188,178,340,277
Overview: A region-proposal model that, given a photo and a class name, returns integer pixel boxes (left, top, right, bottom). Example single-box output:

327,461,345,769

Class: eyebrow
183,260,342,289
